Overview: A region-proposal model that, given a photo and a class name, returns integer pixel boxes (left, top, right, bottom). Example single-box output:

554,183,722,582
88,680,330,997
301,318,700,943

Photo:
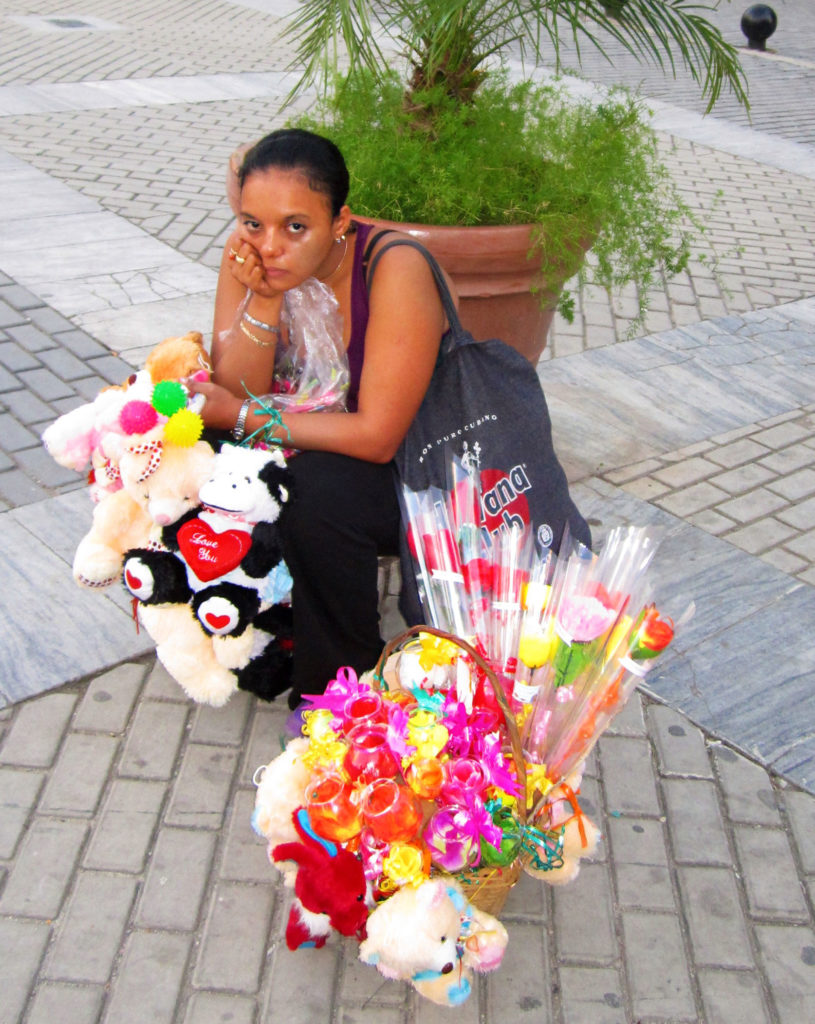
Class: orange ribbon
558,782,588,849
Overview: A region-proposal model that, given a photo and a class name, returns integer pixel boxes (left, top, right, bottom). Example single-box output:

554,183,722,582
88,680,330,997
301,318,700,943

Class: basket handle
374,624,527,826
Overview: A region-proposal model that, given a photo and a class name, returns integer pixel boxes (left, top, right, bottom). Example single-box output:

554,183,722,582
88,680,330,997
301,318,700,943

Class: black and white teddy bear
123,443,294,702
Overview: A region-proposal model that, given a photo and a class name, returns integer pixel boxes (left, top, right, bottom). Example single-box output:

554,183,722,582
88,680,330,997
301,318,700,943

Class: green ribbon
479,802,565,872
240,385,293,449
520,822,565,872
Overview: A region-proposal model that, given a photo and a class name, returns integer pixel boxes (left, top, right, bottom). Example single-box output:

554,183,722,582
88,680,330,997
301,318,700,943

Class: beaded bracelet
238,320,276,348
243,310,281,335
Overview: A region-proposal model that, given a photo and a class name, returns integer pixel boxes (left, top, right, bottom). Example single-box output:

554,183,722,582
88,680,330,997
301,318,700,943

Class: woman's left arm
194,244,446,462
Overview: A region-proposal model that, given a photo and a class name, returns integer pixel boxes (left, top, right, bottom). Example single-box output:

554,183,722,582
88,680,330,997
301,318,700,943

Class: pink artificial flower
557,594,617,642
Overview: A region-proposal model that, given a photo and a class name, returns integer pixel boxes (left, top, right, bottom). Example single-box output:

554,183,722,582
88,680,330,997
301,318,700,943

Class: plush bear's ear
416,879,446,910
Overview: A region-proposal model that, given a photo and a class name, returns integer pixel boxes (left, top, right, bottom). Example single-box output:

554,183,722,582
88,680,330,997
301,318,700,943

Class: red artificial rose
634,607,674,658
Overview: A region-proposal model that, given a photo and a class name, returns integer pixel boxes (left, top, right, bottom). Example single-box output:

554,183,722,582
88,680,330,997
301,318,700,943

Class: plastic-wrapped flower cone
551,592,618,689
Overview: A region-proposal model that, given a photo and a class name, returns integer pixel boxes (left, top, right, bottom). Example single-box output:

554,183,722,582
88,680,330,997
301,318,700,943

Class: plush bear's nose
441,963,454,975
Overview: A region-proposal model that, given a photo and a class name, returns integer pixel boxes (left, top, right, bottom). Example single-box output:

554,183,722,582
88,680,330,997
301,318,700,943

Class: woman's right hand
227,237,282,302
185,378,243,432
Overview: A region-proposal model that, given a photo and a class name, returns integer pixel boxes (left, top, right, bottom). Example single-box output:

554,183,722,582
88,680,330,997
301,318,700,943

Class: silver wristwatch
232,398,252,442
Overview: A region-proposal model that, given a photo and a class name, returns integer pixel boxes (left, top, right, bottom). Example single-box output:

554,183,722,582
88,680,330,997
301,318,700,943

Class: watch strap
232,398,252,442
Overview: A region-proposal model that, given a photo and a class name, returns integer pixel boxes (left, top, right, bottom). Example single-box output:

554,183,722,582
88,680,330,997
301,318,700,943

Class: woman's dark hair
239,129,349,216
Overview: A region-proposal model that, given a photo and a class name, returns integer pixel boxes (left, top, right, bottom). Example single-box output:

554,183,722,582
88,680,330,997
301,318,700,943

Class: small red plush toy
273,809,369,949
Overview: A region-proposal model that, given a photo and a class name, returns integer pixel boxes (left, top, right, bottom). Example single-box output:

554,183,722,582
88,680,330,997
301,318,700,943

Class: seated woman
189,128,449,709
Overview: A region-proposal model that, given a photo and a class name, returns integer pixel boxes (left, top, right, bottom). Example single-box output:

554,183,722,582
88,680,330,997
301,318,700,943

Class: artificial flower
416,632,459,672
406,707,449,759
550,593,618,689
525,762,553,809
631,605,674,659
382,842,430,889
440,698,474,758
557,593,617,643
517,618,557,669
301,710,348,772
475,731,520,798
302,666,369,717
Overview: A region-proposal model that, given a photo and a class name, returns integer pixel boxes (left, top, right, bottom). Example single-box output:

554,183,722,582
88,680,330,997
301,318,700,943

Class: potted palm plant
278,1,748,360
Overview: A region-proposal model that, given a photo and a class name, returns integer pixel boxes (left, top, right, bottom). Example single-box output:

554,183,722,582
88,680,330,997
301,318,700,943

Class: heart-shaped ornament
125,569,142,591
178,518,252,582
205,612,232,632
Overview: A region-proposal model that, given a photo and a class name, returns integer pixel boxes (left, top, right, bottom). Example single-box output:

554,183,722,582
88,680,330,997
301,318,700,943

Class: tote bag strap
361,228,397,268
365,237,470,353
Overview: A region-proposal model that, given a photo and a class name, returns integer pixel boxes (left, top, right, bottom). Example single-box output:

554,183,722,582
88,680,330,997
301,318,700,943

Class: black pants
280,451,409,708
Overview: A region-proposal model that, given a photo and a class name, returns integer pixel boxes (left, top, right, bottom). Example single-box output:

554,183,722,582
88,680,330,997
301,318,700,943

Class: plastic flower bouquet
399,463,689,801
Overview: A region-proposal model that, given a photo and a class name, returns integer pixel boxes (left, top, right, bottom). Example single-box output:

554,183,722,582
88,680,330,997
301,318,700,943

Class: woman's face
238,167,349,290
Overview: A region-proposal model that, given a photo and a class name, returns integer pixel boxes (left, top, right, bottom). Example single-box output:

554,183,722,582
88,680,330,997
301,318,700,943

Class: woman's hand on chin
228,239,283,303
186,379,243,431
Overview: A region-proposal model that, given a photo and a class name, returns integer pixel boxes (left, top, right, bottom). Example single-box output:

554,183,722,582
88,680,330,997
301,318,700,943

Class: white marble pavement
0,150,217,354
1,491,153,706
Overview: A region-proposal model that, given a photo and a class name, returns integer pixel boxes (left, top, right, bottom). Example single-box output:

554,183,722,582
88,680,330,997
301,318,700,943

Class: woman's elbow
365,439,401,464
349,408,411,463
354,426,403,464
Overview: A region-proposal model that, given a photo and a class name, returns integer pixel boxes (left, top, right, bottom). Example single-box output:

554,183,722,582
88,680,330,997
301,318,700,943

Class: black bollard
741,5,778,51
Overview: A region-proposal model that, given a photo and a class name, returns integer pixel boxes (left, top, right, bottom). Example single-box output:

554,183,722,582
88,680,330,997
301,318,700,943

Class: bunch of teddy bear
251,635,600,1007
41,332,294,707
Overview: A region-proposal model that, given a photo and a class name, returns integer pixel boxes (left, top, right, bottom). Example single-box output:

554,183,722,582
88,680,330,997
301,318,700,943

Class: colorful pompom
119,400,159,435
151,380,187,417
163,408,203,447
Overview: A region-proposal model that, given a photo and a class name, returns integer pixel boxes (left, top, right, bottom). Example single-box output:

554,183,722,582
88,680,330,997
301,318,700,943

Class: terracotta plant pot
359,218,561,364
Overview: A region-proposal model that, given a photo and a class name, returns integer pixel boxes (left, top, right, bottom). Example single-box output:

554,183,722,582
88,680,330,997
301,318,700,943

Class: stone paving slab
0,151,217,332
573,476,815,791
541,301,815,480
0,492,152,706
0,69,297,116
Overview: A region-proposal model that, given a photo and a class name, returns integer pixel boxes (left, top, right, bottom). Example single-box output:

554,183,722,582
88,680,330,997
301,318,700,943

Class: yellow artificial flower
407,708,449,759
518,618,557,668
301,710,348,772
382,843,430,889
525,763,553,809
416,632,459,671
486,786,517,811
522,580,551,615
605,613,634,662
302,709,336,740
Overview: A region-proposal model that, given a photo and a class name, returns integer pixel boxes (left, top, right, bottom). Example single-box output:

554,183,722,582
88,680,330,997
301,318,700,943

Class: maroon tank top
345,220,374,413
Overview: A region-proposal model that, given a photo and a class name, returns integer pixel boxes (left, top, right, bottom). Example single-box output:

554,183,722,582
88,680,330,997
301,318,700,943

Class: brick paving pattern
0,0,289,85
604,401,815,586
547,134,815,357
1,661,813,1024
0,101,280,271
0,272,134,509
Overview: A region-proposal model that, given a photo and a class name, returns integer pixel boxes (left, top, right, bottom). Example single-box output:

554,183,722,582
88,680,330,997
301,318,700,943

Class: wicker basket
373,624,528,916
